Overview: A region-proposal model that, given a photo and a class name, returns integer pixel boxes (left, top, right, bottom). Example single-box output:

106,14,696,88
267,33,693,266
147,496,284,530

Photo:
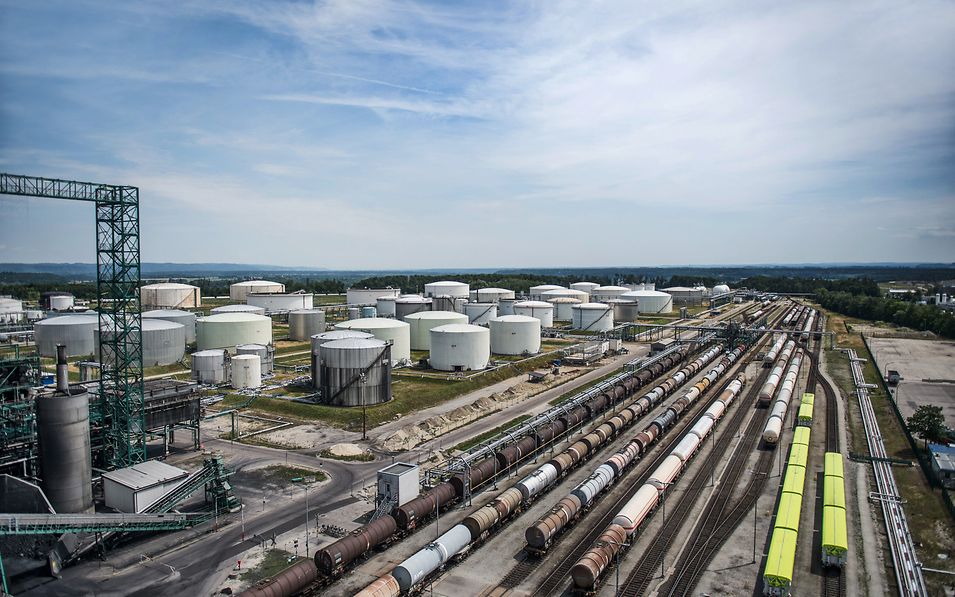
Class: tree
907,405,947,447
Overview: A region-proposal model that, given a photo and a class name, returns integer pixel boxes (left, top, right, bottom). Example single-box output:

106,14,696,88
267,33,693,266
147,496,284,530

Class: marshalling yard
0,177,950,597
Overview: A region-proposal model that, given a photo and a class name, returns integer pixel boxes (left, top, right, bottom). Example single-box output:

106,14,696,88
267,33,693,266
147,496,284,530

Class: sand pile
328,443,367,457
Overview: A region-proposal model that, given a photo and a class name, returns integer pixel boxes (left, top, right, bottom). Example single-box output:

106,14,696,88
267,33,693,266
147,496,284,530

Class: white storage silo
429,324,490,372
498,299,517,316
311,330,374,389
230,280,285,302
712,284,731,296
513,300,554,328
662,286,704,306
192,349,227,384
608,299,641,323
464,302,498,326
377,296,397,317
97,319,186,367
548,297,581,321
471,288,516,303
572,303,614,332
289,309,326,341
570,282,600,295
143,309,197,343
424,281,469,299
540,288,590,304
247,292,313,312
42,292,75,311
236,344,273,374
231,354,262,389
395,296,432,320
34,314,98,357
196,313,272,351
319,338,392,406
211,304,266,316
529,285,566,300
347,287,401,306
591,286,629,302
622,290,673,314
335,318,411,364
140,283,201,309
489,315,541,355
405,311,468,350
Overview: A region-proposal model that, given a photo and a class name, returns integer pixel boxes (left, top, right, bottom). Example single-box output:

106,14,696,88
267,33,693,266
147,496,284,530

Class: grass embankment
822,308,954,595
454,414,532,452
318,449,374,462
239,550,304,583
258,465,327,484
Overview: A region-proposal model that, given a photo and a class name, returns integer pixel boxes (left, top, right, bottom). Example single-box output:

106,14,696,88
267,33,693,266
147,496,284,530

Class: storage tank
621,290,673,314
319,338,392,406
529,285,566,300
236,344,273,374
712,284,731,296
540,288,590,304
548,297,582,321
142,309,197,343
97,319,186,367
140,283,201,309
361,306,378,318
25,309,44,322
513,301,555,328
471,288,516,303
230,280,285,302
432,295,467,313
405,311,468,350
37,389,93,513
210,304,266,316
247,292,313,312
231,354,262,389
348,307,361,320
335,318,411,364
428,324,490,371
0,298,22,323
288,309,326,341
196,313,272,351
41,292,75,311
34,315,98,357
395,296,433,320
347,287,400,306
572,303,614,332
591,286,629,302
424,281,469,299
311,330,374,389
608,299,640,323
489,315,541,355
662,286,704,306
497,299,517,316
464,302,498,326
376,296,397,317
570,282,600,295
192,349,227,384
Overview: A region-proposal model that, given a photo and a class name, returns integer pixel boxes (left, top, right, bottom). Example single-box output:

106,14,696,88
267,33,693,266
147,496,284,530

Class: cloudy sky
1,0,953,268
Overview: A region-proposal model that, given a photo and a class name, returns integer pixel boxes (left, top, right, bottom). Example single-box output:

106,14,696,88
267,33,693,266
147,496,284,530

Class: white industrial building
377,463,419,508
103,460,189,513
230,280,285,302
141,283,201,309
0,298,23,323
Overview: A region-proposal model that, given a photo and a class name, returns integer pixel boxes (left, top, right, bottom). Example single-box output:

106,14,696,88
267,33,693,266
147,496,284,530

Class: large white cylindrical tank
548,297,581,321
513,301,554,328
97,319,186,367
497,299,517,316
319,338,392,406
335,318,411,364
540,288,590,304
34,315,98,357
591,286,629,302
289,309,326,340
377,296,397,317
142,309,197,343
230,280,285,302
529,285,566,300
247,292,313,312
489,315,541,355
141,283,201,309
608,299,641,323
347,287,400,306
231,354,262,389
211,304,266,316
432,296,467,314
236,343,272,374
395,296,433,320
405,311,468,350
429,324,490,371
42,292,75,311
471,288,516,303
662,287,704,306
424,281,469,299
572,303,614,332
192,349,227,384
464,302,498,325
196,313,272,351
570,282,600,295
311,330,373,388
712,284,731,296
621,290,673,314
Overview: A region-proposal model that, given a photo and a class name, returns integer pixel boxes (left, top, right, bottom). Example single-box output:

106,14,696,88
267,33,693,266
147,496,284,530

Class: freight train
757,340,797,407
761,349,804,444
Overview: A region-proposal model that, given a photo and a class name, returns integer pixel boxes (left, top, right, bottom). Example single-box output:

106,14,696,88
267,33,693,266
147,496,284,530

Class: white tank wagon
590,286,629,302
210,304,266,316
347,287,400,306
424,281,469,299
377,296,397,317
236,344,273,374
143,309,196,343
763,334,787,364
140,283,200,309
608,299,640,323
470,287,516,303
395,296,433,320
549,297,582,321
97,319,186,367
572,303,614,332
319,338,392,407
231,354,262,389
192,349,227,384
406,311,469,350
489,315,541,355
34,314,98,357
230,280,284,303
541,288,590,304
570,282,600,295
288,309,326,341
429,324,490,372
513,300,555,328
498,299,517,316
464,302,498,326
310,330,374,389
335,318,411,365
758,340,797,404
247,291,313,312
763,350,805,443
529,285,566,300
196,313,272,352
621,290,673,314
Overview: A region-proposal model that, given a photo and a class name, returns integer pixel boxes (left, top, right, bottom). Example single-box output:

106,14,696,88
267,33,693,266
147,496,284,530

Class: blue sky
1,0,953,268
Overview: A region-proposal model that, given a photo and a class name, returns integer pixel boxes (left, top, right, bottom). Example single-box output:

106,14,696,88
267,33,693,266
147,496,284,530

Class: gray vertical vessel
319,338,392,407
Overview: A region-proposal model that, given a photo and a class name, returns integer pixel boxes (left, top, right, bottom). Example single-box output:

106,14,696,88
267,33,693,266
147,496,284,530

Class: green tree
907,405,946,447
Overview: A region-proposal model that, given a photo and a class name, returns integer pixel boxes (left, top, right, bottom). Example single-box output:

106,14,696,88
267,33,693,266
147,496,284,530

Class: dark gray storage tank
319,338,392,407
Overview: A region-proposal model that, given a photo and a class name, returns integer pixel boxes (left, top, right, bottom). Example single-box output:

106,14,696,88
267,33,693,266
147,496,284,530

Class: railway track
823,566,845,597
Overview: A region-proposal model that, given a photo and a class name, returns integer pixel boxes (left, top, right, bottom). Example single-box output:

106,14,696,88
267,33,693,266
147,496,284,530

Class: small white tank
405,311,468,350
236,344,273,374
464,302,498,326
489,315,541,355
528,285,566,300
429,324,490,371
572,303,614,332
497,299,517,316
231,354,261,389
394,296,433,320
424,281,469,299
211,304,266,316
540,288,590,304
377,296,397,317
591,286,629,302
570,282,600,295
288,309,326,341
471,288,516,303
513,301,554,328
192,349,226,384
608,299,640,323
548,297,581,321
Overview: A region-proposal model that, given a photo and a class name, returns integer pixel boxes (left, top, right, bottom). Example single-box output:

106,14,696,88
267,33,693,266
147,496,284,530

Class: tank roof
514,300,553,308
198,313,270,322
193,349,226,356
426,280,467,286
431,323,488,334
404,310,467,320
321,337,387,350
574,302,612,310
337,318,409,329
594,285,629,291
232,280,282,286
313,330,374,340
142,309,194,317
477,287,513,293
141,282,198,289
623,290,670,297
232,354,260,361
290,308,324,314
35,314,98,325
548,297,582,304
395,296,432,303
490,315,540,323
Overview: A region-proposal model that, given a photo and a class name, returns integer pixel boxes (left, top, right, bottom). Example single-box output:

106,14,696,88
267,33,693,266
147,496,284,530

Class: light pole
304,484,310,557
604,539,632,597
659,481,673,578
751,471,767,563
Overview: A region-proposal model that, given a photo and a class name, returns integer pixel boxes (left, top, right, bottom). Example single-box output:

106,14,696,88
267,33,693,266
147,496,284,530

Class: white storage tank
310,330,374,389
347,287,400,306
97,319,186,367
394,296,432,320
405,311,469,350
548,297,581,321
429,324,490,372
570,282,601,295
424,281,469,299
464,302,498,326
196,313,272,351
662,286,704,306
529,285,566,300
540,288,590,304
211,304,266,316
361,306,378,318
377,296,397,317
192,349,227,384
572,303,614,332
288,309,326,341
142,309,197,343
348,307,361,320
236,344,273,374
608,299,641,323
712,284,731,296
622,290,673,314
230,280,285,302
432,295,467,313
470,288,516,303
247,292,313,312
513,300,555,328
319,338,392,406
141,283,201,309
34,314,98,357
498,299,517,316
0,298,23,323
41,292,75,311
489,315,541,355
591,286,629,302
25,309,44,322
335,318,411,364
231,354,262,389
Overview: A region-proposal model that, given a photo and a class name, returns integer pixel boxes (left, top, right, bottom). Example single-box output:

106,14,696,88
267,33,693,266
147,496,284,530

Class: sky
1,0,954,269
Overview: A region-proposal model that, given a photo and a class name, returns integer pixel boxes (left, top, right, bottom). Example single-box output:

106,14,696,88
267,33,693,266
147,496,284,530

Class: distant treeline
739,276,881,296
349,274,596,294
817,290,955,339
198,278,347,296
